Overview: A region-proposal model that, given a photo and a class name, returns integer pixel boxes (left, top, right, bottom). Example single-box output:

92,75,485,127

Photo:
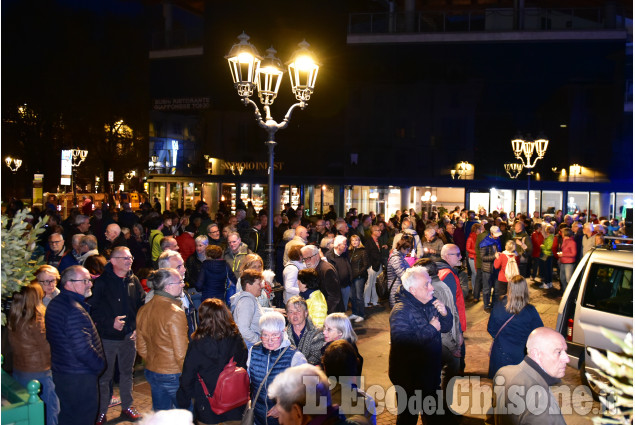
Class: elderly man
160,235,180,253
437,244,467,333
268,364,357,425
389,267,453,425
46,266,105,425
301,245,342,314
421,226,444,261
101,223,127,258
284,225,308,266
77,234,99,265
309,219,327,245
326,235,353,315
88,246,145,424
136,268,189,411
66,214,91,251
490,327,569,425
157,250,198,339
225,231,252,279
58,233,84,272
46,232,68,270
285,296,325,365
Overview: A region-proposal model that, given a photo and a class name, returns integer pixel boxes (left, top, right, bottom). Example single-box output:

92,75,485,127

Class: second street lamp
226,32,320,270
511,135,548,216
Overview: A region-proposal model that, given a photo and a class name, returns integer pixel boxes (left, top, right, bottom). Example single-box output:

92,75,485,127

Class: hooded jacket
230,290,263,348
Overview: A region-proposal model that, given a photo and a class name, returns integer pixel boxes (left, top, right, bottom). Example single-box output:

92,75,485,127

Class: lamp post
5,156,22,173
226,32,319,270
70,148,88,206
511,135,548,216
450,161,469,179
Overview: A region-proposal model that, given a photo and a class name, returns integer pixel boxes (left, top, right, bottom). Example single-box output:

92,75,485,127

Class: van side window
582,264,633,317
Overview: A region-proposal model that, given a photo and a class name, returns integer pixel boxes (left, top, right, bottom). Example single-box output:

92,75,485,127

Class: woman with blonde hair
486,275,543,378
322,312,363,374
348,234,368,322
492,240,520,303
34,265,60,307
8,284,60,425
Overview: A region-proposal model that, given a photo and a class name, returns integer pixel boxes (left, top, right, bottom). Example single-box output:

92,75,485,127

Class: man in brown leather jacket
136,268,189,411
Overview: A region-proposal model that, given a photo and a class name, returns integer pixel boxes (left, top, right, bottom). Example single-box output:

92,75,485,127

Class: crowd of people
4,197,624,425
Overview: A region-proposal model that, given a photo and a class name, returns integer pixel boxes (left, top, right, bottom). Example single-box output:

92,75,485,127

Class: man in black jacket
325,235,353,313
301,245,342,314
88,246,145,424
389,267,452,425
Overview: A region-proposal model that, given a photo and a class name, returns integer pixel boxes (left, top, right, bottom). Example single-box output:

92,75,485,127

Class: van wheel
580,360,606,402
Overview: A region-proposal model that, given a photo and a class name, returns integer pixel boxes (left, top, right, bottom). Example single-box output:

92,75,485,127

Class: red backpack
198,356,250,414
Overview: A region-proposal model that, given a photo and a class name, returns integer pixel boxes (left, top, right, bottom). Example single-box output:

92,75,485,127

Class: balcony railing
348,7,627,35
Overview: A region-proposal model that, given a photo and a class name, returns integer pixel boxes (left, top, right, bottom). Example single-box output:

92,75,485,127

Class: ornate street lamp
70,148,88,206
504,163,523,179
5,156,22,173
511,135,548,216
451,161,470,179
226,32,320,269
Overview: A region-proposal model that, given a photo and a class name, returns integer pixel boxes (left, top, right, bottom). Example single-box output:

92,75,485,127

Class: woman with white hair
321,313,363,374
247,312,307,425
267,364,351,425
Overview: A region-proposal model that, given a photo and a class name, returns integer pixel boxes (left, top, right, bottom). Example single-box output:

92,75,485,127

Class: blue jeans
560,263,574,290
481,271,493,308
468,258,477,295
14,369,60,425
541,256,553,285
52,373,99,425
340,286,351,313
350,277,366,318
144,370,181,411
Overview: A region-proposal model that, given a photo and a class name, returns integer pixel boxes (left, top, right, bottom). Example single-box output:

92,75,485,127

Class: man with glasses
205,222,225,249
46,266,105,425
157,250,198,339
46,233,68,270
88,246,145,424
301,245,342,314
224,232,252,280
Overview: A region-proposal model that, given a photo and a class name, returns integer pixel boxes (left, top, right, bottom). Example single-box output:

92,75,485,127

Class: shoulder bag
488,314,516,357
241,345,290,425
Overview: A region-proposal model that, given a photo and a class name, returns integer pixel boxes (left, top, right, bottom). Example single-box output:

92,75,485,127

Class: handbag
375,270,388,299
225,268,237,307
488,314,516,357
198,356,249,414
241,346,289,425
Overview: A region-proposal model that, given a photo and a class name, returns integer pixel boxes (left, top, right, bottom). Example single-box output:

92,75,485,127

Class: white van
555,241,633,397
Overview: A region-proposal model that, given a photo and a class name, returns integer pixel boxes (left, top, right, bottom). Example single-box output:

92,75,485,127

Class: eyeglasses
302,253,318,263
261,333,282,342
112,256,134,261
69,278,92,285
38,279,57,286
208,229,220,234
166,279,185,286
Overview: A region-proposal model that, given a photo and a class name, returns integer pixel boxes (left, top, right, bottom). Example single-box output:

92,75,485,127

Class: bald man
490,327,569,425
101,223,127,258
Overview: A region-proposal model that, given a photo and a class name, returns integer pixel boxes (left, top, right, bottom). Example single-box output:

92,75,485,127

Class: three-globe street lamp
511,135,548,216
504,163,523,179
451,161,470,179
70,148,88,206
5,156,22,173
226,32,319,270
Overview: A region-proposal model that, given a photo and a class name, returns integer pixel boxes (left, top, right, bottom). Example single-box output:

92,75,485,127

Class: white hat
490,226,503,237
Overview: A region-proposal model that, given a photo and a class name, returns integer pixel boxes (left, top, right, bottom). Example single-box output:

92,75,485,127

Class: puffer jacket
136,291,189,374
479,236,500,274
389,285,453,393
45,289,105,375
9,312,51,372
196,258,237,302
230,290,263,348
387,250,410,307
285,317,324,365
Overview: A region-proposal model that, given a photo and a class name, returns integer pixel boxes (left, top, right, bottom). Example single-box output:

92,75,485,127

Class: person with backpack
176,298,249,424
493,240,521,304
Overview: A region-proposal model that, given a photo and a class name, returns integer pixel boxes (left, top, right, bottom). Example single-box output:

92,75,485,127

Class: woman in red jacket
530,223,544,281
557,228,577,292
466,223,483,301
493,240,521,303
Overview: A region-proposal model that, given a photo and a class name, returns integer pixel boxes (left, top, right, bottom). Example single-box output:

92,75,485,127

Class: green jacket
150,229,164,261
540,235,554,257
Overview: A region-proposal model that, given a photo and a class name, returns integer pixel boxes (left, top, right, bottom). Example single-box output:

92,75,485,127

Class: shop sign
153,97,211,111
222,161,283,172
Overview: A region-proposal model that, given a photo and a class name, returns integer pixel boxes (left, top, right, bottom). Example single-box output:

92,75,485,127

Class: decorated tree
1,209,45,324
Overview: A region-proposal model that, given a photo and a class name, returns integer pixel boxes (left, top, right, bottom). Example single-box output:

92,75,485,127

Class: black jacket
176,333,248,424
87,263,146,340
325,249,353,288
364,236,382,271
348,246,369,281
